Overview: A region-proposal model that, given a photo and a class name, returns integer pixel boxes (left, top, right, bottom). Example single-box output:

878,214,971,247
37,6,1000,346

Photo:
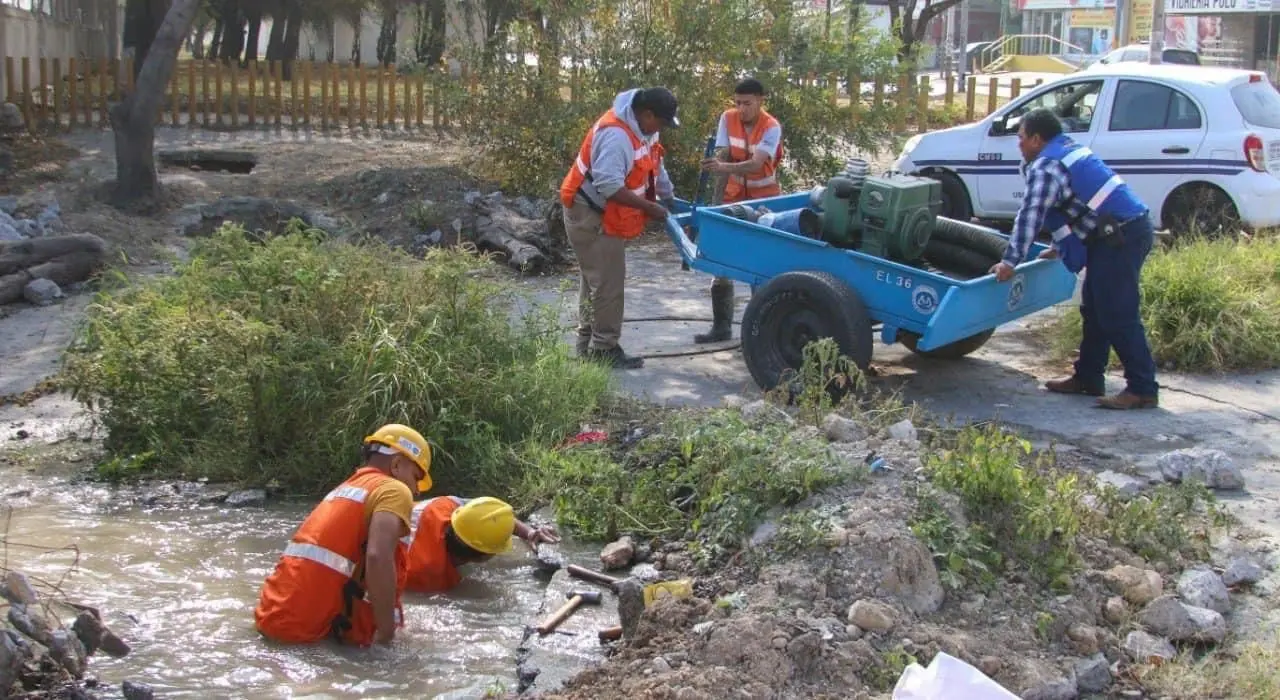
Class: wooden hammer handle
566,564,620,589
535,594,582,635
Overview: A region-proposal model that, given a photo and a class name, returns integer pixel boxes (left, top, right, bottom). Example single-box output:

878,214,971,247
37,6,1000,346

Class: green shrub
62,222,612,497
1050,236,1280,371
527,407,860,561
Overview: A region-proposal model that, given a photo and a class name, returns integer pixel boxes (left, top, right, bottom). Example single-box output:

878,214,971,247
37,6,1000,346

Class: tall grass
1050,235,1280,372
62,222,612,497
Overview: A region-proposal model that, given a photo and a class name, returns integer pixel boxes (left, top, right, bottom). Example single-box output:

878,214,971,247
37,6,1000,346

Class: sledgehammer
535,589,603,636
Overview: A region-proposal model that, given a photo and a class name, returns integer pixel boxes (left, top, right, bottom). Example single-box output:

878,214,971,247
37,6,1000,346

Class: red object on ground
564,431,608,447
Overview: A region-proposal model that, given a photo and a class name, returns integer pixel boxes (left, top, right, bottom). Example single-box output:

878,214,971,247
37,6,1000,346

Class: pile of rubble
0,197,108,307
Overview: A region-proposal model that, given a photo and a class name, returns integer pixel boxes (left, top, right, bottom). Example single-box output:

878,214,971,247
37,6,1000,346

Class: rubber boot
694,283,734,344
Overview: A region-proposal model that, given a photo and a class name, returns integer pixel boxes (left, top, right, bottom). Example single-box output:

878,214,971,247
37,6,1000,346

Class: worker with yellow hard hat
402,495,559,593
254,423,434,647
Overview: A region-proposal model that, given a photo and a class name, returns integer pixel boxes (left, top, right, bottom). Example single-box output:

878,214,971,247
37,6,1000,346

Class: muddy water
1,465,575,699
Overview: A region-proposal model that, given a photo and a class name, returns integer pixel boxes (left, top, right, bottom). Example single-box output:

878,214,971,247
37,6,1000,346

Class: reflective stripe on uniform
1061,147,1094,167
746,174,777,188
324,485,369,504
1050,225,1073,242
283,542,357,578
728,136,747,149
1088,175,1123,210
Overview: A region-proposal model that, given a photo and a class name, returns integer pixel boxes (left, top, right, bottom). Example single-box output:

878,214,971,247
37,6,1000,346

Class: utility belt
1089,210,1150,249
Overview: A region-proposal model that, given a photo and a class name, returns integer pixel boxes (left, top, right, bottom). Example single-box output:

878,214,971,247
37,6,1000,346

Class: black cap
634,87,681,128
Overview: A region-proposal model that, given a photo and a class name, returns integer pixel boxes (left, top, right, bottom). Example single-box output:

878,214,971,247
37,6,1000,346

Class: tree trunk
327,18,337,63
123,0,172,79
349,10,364,64
376,2,399,67
244,8,263,65
110,0,203,206
190,20,208,59
210,18,224,58
265,9,287,61
218,0,245,64
281,1,303,81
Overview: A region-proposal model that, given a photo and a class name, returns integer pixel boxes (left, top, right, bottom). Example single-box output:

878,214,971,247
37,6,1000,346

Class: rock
0,146,10,176
1123,630,1176,662
749,520,779,548
1138,594,1226,643
2,572,39,606
628,563,662,584
72,611,105,655
374,192,391,205
0,103,23,131
0,221,21,242
1075,653,1112,693
978,656,1003,677
822,414,865,443
0,196,16,214
1223,556,1265,587
8,604,52,645
1157,447,1245,491
617,578,645,639
1066,623,1100,655
1103,596,1128,625
16,218,41,238
600,536,635,571
414,229,444,247
23,277,63,306
50,629,87,676
224,489,266,507
650,656,672,673
846,599,896,632
0,629,29,692
174,196,341,238
886,419,918,443
463,190,484,206
1103,565,1163,605
122,680,155,700
1023,677,1078,700
1176,567,1230,613
99,628,131,658
741,400,792,424
720,394,747,409
1096,470,1145,497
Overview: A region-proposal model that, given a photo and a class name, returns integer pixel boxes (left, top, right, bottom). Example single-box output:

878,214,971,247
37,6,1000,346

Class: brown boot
1044,375,1105,397
1097,390,1159,410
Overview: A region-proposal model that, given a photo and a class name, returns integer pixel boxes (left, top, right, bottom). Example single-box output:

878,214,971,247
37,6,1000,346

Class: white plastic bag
891,651,1023,700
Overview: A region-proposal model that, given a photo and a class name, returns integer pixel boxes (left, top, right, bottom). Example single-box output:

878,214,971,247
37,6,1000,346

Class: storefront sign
1130,0,1155,43
1017,0,1117,11
1071,8,1115,26
1165,0,1274,12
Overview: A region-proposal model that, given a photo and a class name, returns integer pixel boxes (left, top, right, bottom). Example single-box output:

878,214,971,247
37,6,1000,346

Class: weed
1035,611,1056,643
909,491,1000,592
1140,635,1280,699
1049,235,1280,371
62,222,612,498
774,509,833,554
1091,481,1230,564
866,646,919,692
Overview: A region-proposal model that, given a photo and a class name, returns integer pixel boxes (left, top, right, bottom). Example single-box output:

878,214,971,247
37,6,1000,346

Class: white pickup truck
893,63,1280,236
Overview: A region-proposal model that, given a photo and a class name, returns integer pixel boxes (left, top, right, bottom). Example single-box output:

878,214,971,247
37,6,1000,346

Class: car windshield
1163,49,1200,65
1231,81,1280,129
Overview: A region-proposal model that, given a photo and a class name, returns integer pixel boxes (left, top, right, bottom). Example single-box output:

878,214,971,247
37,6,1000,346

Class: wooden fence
2,56,1045,135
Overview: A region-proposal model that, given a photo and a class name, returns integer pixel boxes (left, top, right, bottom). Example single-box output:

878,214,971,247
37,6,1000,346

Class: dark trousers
1075,215,1159,396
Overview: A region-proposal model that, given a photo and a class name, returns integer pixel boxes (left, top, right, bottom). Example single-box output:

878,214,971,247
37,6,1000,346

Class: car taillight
1245,133,1266,172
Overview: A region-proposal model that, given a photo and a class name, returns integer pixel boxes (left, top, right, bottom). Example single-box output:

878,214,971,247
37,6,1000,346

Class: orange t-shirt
402,496,464,593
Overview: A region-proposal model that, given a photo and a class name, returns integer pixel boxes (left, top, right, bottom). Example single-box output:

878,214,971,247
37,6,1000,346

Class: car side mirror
990,116,1009,136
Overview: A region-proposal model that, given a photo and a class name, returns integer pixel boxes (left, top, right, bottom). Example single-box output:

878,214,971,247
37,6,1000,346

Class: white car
893,63,1280,236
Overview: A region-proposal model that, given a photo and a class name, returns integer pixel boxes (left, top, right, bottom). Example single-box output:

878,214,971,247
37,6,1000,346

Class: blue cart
664,193,1077,393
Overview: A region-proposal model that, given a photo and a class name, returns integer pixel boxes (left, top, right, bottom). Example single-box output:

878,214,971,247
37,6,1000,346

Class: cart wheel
898,329,995,359
741,271,873,395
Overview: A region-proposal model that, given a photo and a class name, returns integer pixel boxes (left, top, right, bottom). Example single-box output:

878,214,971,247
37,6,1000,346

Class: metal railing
977,34,1088,73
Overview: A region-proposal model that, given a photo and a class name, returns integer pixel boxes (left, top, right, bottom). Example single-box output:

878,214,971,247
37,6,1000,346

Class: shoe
1097,390,1159,410
587,345,644,369
1044,375,1105,397
575,335,591,357
694,284,734,344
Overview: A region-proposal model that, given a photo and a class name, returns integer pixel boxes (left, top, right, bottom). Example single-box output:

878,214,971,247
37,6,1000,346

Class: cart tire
931,217,1009,261
741,271,873,396
899,328,996,359
923,239,995,278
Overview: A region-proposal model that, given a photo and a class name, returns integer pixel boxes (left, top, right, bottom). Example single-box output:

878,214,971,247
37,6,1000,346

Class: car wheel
924,171,974,222
1163,185,1242,241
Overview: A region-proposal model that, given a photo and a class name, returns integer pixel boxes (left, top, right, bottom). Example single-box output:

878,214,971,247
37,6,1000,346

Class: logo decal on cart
912,285,940,316
1007,274,1026,311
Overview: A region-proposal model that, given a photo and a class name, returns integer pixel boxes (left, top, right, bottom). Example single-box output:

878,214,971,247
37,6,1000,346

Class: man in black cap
558,87,680,369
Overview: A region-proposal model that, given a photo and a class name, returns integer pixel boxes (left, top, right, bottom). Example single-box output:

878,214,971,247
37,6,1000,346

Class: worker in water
253,423,433,647
559,86,680,370
694,78,785,344
401,496,559,593
990,108,1158,410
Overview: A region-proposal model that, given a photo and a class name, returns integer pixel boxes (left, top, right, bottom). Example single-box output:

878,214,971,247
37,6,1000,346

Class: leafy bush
918,425,1224,590
453,0,907,197
62,222,612,496
527,407,859,561
1050,235,1280,371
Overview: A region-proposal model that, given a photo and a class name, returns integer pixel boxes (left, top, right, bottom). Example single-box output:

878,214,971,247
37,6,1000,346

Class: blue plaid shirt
1004,157,1098,266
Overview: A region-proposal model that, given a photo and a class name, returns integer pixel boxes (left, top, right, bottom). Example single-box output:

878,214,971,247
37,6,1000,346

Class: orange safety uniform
559,108,666,240
254,467,409,647
402,496,465,593
721,108,784,203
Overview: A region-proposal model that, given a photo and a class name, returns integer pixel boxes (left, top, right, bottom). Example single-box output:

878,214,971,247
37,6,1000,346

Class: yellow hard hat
363,423,433,493
450,497,516,555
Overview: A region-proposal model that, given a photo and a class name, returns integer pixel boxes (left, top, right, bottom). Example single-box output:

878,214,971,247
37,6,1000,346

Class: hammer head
569,590,604,605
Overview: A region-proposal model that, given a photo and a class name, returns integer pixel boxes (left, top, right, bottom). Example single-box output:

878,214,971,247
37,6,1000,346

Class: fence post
83,59,94,127
97,58,108,126
375,65,385,129
39,58,49,126
214,61,224,126
917,75,929,132
432,68,442,129
390,67,399,128
987,77,998,115
3,57,14,104
330,62,339,126
359,66,368,128
247,61,257,126
302,61,311,127
186,61,196,127
320,63,330,130
944,72,954,110
1011,77,1022,100
66,58,77,131
169,63,180,126
229,62,240,128
966,76,977,121
272,61,283,128
416,72,425,128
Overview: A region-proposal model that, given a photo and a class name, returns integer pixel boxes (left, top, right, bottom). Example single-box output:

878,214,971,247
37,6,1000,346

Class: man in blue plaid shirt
990,108,1159,410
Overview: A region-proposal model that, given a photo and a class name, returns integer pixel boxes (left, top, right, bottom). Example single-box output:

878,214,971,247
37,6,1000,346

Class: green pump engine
805,160,943,263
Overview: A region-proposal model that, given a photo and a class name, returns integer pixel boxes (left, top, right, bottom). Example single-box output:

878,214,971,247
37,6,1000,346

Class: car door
977,77,1109,216
1088,78,1209,216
